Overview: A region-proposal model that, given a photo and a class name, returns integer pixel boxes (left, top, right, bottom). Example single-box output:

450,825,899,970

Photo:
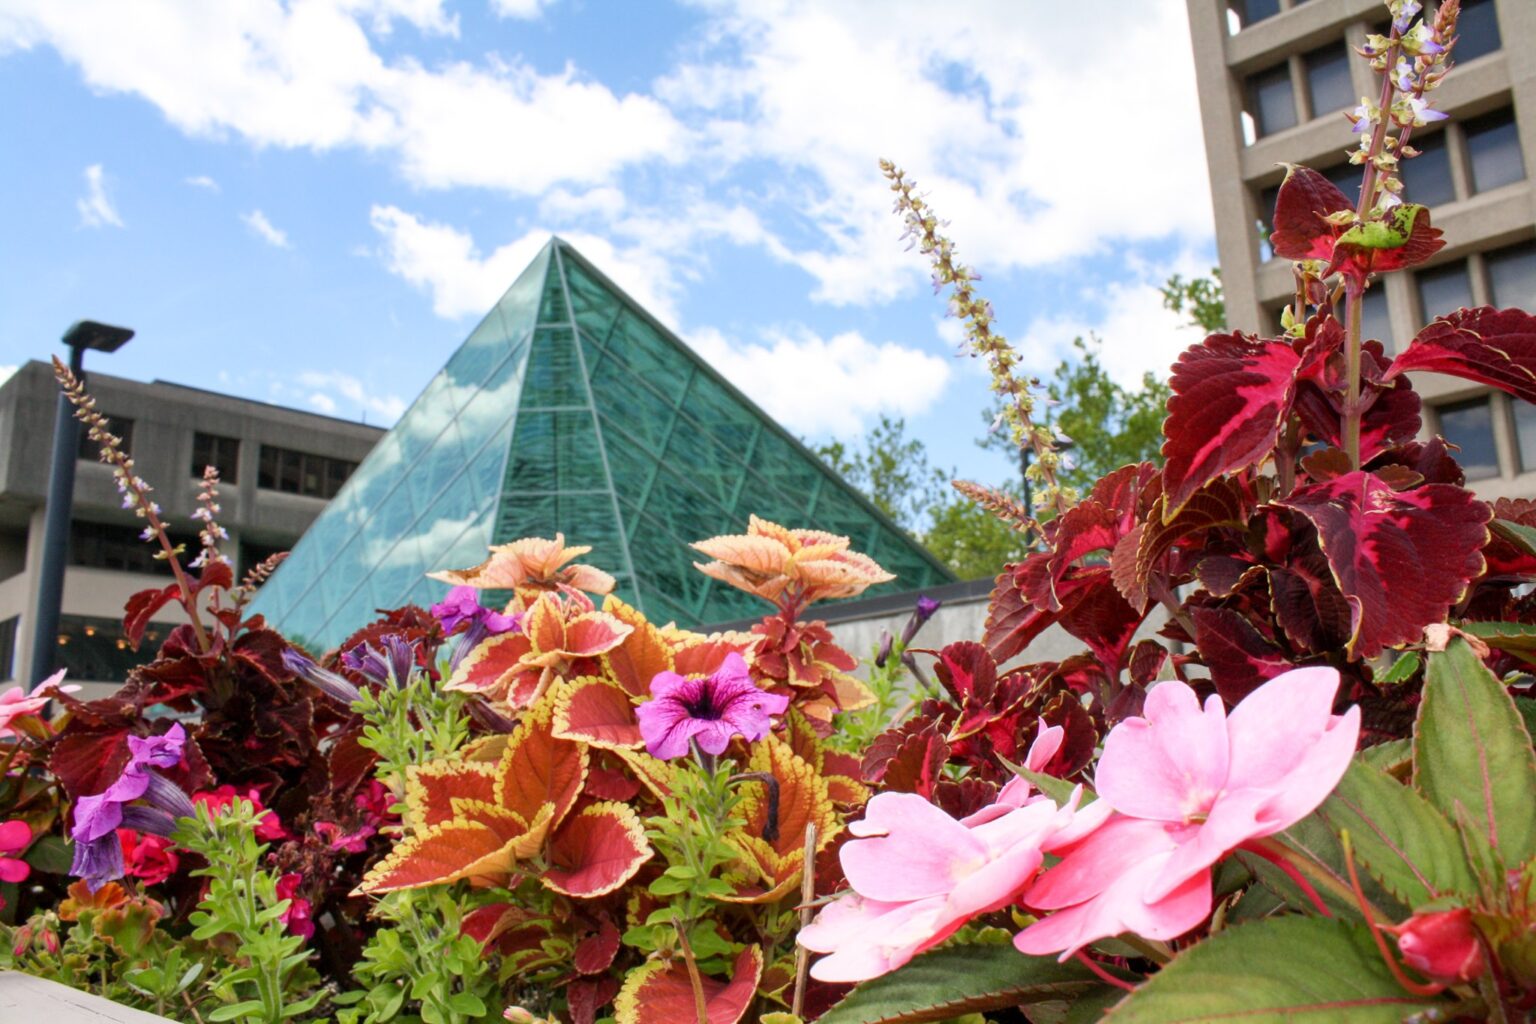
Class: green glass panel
371,535,426,610
748,430,821,514
493,492,557,546
683,371,758,452
663,418,741,508
598,427,657,502
506,411,557,493
641,461,733,547
456,343,526,451
578,329,605,376
536,263,570,325
441,310,510,412
591,367,676,449
811,484,880,547
606,312,693,385
394,372,458,470
562,255,623,341
494,244,551,335
555,410,605,492
624,501,709,616
556,492,626,578
463,423,512,508
523,328,585,408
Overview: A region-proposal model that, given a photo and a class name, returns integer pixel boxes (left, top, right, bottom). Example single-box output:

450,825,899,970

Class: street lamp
29,320,134,684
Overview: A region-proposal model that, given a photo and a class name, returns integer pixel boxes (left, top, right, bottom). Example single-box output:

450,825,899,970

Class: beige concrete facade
0,361,383,694
1188,0,1536,498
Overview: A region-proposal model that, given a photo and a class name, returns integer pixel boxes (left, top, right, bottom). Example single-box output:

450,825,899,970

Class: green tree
921,492,1032,580
1160,268,1226,332
813,415,949,533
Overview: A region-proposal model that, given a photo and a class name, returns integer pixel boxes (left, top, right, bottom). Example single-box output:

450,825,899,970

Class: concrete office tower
1187,0,1536,496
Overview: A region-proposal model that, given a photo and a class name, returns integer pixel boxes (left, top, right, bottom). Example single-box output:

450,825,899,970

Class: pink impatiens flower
635,653,789,760
1015,667,1359,959
800,727,1099,982
0,820,32,888
0,670,79,739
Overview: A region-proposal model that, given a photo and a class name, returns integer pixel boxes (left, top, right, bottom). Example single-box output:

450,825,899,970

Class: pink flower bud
1390,908,1484,983
11,925,32,958
41,926,59,956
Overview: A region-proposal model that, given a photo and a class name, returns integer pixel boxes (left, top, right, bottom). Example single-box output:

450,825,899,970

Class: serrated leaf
1415,638,1536,864
1312,760,1477,907
817,944,1106,1024
1389,307,1536,403
1459,620,1536,667
1103,917,1441,1021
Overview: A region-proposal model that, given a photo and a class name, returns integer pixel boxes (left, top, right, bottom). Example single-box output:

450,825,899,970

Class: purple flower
901,595,942,645
282,648,362,705
432,586,520,635
70,725,194,891
342,634,418,687
635,653,790,760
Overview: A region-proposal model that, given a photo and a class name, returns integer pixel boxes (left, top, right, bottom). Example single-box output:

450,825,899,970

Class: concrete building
0,361,383,692
1187,0,1536,497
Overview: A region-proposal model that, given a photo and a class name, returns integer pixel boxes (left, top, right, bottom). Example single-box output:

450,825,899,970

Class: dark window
1361,287,1392,348
1399,130,1455,206
1488,242,1536,309
69,520,197,575
1304,44,1353,118
1249,64,1297,138
239,541,289,576
1417,260,1474,321
1323,162,1361,204
0,617,15,681
1449,0,1500,63
257,445,356,499
1232,0,1280,29
1515,402,1536,473
1466,109,1525,195
192,432,240,483
56,614,160,684
1438,397,1499,480
76,415,133,461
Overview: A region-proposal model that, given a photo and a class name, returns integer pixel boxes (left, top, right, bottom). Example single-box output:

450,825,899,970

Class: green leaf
23,835,74,874
446,992,486,1016
1458,620,1536,667
1376,652,1421,685
207,1000,268,1022
1102,917,1443,1021
1356,739,1411,775
817,943,1108,1024
1312,760,1478,906
1415,638,1536,863
1490,517,1536,557
1518,697,1536,742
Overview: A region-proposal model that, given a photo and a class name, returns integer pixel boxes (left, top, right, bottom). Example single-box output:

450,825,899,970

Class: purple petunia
342,634,418,687
635,653,789,761
70,724,195,890
432,586,520,635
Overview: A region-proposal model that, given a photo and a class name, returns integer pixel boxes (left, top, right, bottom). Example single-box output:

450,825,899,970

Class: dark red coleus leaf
1389,307,1536,403
1293,318,1421,462
1191,606,1294,705
1484,498,1536,578
1112,476,1251,611
541,802,651,899
930,642,997,706
1325,204,1444,283
1032,500,1123,611
862,718,948,798
1036,690,1097,777
1162,332,1302,518
1269,165,1353,262
568,974,621,1024
194,558,234,593
616,945,762,1024
124,584,179,651
573,916,622,975
1055,567,1146,674
1277,470,1491,658
1367,437,1465,487
1269,544,1354,655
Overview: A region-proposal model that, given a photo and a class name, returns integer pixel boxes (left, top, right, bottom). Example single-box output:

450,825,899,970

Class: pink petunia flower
275,873,314,940
0,670,79,739
314,820,375,854
800,728,1099,982
635,653,789,760
0,820,32,887
1015,667,1359,960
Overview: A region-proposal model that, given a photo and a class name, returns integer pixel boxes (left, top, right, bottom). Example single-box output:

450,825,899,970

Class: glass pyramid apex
251,238,954,650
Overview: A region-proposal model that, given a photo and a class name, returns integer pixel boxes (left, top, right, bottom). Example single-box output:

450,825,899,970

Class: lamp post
29,320,133,685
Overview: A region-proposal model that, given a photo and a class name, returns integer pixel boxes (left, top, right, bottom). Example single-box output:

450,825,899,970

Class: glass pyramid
251,239,954,650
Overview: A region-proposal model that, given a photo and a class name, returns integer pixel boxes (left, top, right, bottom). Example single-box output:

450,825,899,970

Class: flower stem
1073,951,1136,992
1343,279,1365,469
1341,831,1446,998
674,915,709,1024
791,821,818,1019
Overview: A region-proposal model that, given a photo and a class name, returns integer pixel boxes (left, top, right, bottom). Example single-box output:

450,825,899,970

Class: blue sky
0,0,1217,490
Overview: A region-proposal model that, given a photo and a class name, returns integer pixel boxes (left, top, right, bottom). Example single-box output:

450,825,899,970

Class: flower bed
5,2,1536,1020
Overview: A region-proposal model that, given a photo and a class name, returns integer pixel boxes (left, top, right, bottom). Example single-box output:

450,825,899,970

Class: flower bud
11,925,31,957
1389,908,1484,983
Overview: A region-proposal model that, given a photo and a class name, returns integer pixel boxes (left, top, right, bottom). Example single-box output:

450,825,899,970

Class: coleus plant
802,0,1536,1019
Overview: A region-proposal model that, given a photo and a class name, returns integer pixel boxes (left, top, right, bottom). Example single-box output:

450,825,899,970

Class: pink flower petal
0,858,29,884
1224,667,1343,791
1096,681,1229,823
841,793,986,902
0,820,30,854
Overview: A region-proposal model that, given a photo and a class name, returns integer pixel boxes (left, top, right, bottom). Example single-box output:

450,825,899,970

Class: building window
1399,130,1455,207
1304,44,1353,118
1230,0,1280,31
192,432,240,484
1515,403,1536,474
1448,0,1500,63
239,540,289,576
1417,260,1474,321
1248,64,1297,138
1465,109,1525,195
257,445,356,499
69,520,197,575
1437,397,1499,480
1361,287,1393,348
1487,242,1536,309
0,617,15,681
56,614,159,684
76,415,133,461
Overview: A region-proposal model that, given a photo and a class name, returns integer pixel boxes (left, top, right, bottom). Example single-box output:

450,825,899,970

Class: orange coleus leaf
614,945,763,1024
406,758,498,828
722,734,837,904
442,631,539,706
782,708,869,807
553,676,645,750
692,515,894,608
612,748,679,802
671,632,754,678
496,693,587,828
601,595,675,698
541,801,652,898
428,533,616,600
358,815,538,892
526,592,635,665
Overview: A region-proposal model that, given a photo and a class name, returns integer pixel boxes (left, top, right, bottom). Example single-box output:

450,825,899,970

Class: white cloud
539,185,626,222
686,325,952,435
76,164,123,228
0,1,682,196
0,365,16,386
369,205,681,324
296,369,408,422
241,209,291,248
184,174,220,192
489,0,556,19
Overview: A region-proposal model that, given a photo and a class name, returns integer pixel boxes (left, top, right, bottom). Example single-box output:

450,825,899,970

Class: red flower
117,829,179,886
275,873,314,940
1388,908,1484,983
193,785,290,843
314,821,375,854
